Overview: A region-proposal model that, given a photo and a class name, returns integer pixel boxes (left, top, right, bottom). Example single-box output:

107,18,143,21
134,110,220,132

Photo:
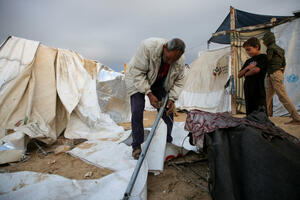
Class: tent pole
122,93,169,200
230,6,237,114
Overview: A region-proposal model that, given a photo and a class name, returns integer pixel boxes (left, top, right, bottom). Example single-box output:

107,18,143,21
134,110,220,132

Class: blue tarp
208,9,291,44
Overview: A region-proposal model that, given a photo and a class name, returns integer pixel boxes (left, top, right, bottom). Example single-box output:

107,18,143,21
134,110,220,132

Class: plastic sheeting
0,36,40,139
0,36,125,156
143,120,167,173
0,132,27,164
69,120,167,174
69,140,137,171
66,125,153,198
176,47,231,113
272,18,300,116
55,49,125,141
0,167,147,200
68,120,196,176
208,8,290,44
0,36,39,91
95,64,158,120
96,65,131,123
0,37,64,145
0,37,147,199
64,111,124,141
171,122,198,152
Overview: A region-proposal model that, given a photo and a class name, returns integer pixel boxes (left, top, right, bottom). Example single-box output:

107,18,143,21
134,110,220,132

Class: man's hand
166,100,175,116
147,92,161,109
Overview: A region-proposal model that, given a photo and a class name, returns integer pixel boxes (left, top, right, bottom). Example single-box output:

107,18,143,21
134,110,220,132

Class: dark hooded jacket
263,32,286,74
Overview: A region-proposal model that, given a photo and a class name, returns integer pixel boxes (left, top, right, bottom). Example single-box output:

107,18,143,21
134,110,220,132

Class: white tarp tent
176,46,231,113
272,18,300,116
0,36,148,199
0,36,125,146
0,36,125,151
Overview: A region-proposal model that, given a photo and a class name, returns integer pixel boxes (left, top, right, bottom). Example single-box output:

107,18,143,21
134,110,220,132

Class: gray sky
0,0,299,71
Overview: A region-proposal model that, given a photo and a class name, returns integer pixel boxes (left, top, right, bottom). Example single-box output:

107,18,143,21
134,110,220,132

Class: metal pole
122,93,169,200
34,141,47,156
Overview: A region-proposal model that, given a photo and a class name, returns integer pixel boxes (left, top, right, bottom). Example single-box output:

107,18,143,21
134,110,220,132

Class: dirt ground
1,111,299,200
0,141,113,180
234,113,300,138
148,152,211,200
118,110,188,130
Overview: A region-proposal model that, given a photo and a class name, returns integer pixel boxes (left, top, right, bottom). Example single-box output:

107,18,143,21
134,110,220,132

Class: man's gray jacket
125,38,185,101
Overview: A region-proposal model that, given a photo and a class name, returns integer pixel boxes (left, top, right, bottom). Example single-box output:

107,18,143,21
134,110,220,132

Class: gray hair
166,38,185,53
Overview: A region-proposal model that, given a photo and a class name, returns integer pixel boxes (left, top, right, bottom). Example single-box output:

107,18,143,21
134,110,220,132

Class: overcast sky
0,0,299,71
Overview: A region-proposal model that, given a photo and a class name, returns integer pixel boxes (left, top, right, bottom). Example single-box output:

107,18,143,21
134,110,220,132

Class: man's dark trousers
130,86,173,149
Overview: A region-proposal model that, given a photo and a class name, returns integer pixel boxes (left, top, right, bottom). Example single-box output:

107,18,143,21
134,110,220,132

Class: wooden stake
230,6,237,114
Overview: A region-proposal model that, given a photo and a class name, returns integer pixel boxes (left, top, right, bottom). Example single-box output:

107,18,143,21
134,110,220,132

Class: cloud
0,0,299,71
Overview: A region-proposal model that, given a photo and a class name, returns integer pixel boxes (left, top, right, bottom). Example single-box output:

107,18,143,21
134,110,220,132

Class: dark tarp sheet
208,9,290,44
185,109,300,200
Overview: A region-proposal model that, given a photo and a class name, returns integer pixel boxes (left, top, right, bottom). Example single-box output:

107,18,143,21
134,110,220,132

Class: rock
48,160,56,164
54,145,72,155
84,171,93,178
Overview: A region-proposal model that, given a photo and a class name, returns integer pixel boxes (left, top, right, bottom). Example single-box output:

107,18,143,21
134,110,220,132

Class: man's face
244,45,260,57
163,46,183,65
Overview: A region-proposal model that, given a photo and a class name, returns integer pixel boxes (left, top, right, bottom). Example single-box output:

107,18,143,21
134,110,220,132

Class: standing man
263,32,300,125
125,38,186,159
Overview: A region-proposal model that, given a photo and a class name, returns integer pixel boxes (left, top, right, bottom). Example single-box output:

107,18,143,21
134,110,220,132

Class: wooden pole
230,6,237,114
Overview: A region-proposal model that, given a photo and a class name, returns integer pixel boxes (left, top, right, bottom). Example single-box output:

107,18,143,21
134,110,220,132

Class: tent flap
209,8,291,44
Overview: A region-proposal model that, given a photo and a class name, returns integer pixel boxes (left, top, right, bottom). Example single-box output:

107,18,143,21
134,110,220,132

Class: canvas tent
0,36,126,161
0,36,150,199
208,7,300,115
176,47,231,113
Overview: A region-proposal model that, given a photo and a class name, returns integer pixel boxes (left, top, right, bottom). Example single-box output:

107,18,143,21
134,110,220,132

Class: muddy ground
1,111,299,200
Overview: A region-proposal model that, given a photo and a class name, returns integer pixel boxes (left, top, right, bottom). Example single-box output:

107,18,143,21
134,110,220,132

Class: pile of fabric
185,109,300,200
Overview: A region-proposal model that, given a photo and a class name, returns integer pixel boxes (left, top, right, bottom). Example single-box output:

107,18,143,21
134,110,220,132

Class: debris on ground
54,145,72,155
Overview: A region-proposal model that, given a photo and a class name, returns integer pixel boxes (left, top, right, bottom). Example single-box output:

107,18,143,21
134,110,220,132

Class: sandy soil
0,141,113,180
148,152,211,200
1,111,299,200
234,114,300,138
119,110,187,130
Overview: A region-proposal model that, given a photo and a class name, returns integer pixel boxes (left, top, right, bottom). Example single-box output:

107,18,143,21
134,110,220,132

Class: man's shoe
167,136,173,143
132,148,142,160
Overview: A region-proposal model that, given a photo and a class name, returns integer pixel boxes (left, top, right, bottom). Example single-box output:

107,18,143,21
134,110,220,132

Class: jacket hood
263,32,275,46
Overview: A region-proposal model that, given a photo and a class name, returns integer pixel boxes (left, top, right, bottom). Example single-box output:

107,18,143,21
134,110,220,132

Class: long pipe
122,93,169,200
